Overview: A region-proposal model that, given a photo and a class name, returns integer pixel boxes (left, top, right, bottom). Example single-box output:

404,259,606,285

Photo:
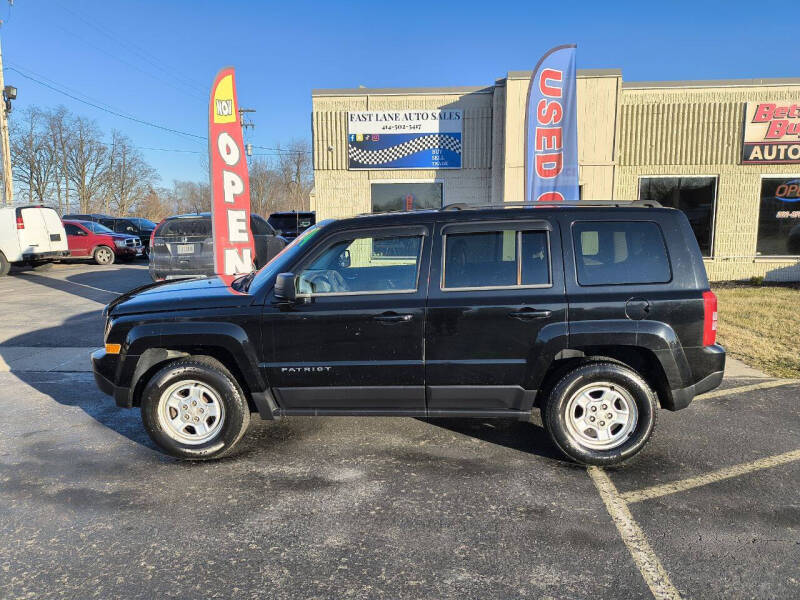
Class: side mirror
274,272,296,302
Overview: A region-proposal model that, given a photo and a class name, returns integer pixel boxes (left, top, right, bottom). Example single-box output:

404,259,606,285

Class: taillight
16,216,24,230
702,290,718,346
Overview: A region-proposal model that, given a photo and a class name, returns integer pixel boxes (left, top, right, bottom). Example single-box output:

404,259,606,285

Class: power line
5,65,206,141
4,66,312,156
54,1,207,96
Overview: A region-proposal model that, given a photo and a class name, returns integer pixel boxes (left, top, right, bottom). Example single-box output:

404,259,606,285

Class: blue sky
3,0,794,185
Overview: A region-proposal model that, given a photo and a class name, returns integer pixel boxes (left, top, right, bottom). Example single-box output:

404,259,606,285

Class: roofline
312,85,494,97
506,68,622,80
623,77,800,90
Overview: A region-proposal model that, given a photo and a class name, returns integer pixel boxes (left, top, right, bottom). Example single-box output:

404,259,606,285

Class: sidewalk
0,347,97,373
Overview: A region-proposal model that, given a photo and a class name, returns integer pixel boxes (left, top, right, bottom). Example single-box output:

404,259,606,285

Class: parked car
93,201,725,464
63,214,157,257
268,211,315,240
63,219,142,265
0,205,69,276
148,212,286,281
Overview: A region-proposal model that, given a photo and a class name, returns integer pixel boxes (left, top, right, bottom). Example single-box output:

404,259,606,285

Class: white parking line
588,467,683,600
621,448,800,504
696,379,798,401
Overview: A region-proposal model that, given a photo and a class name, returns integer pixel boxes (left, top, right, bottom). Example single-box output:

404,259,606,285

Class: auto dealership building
311,69,800,281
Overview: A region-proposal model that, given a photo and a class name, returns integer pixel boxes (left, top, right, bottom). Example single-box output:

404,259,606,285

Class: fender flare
120,321,267,406
527,319,692,394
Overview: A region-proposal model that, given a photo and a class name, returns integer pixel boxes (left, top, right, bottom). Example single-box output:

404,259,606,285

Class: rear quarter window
572,221,671,286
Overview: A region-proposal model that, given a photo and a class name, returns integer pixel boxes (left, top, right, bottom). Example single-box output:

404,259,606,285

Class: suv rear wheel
140,356,251,460
0,252,9,277
543,361,657,466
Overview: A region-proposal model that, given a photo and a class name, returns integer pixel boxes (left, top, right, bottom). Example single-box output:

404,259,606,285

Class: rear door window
442,228,551,289
572,221,671,286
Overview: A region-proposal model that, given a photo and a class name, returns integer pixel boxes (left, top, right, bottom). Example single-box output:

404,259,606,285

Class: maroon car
63,219,142,265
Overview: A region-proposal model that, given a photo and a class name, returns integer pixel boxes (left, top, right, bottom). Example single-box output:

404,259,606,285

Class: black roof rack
440,200,662,211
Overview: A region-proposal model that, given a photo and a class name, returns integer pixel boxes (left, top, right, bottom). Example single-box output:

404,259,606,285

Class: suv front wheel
543,361,657,466
140,356,251,460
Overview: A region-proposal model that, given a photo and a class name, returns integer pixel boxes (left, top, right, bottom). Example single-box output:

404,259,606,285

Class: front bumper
91,349,132,408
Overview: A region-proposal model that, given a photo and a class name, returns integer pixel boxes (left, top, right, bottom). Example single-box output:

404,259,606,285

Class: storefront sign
741,102,800,164
208,67,255,279
347,110,462,170
524,44,579,202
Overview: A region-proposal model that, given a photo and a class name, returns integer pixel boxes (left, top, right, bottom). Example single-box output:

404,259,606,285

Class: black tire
140,356,251,460
0,252,9,277
542,361,657,466
93,245,115,265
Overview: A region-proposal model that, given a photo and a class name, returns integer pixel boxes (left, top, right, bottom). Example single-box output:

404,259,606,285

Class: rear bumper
666,344,726,410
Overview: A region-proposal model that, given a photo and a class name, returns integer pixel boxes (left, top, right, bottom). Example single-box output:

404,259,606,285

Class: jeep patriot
92,202,725,464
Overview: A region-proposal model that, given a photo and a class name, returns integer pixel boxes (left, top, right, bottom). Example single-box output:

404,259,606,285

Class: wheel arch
537,345,673,409
124,323,267,412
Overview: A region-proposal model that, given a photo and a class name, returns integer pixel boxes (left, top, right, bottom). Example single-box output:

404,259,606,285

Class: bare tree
48,107,73,214
10,107,56,204
65,116,109,213
105,130,158,215
247,140,313,217
169,180,210,214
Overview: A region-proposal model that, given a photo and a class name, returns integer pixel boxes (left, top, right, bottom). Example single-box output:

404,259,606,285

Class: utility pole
0,15,13,206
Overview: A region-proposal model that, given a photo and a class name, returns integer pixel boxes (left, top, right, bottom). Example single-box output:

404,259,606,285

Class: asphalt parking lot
0,262,798,599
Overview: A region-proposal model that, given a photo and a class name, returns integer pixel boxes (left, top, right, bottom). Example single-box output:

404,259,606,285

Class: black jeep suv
92,202,725,465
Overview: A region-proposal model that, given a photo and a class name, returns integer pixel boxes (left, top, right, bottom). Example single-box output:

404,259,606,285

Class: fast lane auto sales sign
741,102,800,164
209,67,255,278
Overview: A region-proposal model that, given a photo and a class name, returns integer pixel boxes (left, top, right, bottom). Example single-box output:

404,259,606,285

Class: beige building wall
311,74,800,281
616,79,800,281
312,69,621,221
312,86,494,221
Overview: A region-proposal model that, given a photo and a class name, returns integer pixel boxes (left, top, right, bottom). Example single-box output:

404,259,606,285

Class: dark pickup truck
92,202,725,465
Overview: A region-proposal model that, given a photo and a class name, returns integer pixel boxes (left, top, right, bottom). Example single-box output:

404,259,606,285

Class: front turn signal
105,343,122,355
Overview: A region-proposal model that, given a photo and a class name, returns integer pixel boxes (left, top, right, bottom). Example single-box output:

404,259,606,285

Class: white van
0,205,69,276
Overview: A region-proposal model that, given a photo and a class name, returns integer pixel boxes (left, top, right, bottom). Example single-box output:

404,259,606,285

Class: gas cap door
625,297,651,320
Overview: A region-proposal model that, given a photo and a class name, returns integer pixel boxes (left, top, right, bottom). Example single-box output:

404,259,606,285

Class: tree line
9,105,313,221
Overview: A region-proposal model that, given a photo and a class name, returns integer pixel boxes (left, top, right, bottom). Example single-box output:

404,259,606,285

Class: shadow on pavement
419,417,567,461
7,266,147,304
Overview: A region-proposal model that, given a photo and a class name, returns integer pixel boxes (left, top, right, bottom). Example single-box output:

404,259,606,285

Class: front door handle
508,307,552,321
373,312,413,323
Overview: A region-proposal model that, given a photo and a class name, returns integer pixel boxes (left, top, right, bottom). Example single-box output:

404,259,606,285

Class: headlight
114,240,126,248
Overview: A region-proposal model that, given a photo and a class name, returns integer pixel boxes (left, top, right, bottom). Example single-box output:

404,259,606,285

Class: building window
371,182,443,213
638,177,717,257
572,221,672,286
757,178,800,257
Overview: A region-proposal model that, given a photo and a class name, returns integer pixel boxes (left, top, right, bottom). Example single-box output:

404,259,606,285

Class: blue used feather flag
525,45,579,202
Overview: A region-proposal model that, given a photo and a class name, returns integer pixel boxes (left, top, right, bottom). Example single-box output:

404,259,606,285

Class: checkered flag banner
348,134,462,166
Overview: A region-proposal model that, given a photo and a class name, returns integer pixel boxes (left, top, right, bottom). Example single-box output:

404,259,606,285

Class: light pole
0,32,14,206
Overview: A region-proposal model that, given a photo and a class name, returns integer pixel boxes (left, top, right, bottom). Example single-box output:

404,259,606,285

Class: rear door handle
373,312,413,323
508,308,552,321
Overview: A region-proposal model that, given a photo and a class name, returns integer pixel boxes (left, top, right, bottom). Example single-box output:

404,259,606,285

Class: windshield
85,221,114,234
246,222,328,292
130,217,156,229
